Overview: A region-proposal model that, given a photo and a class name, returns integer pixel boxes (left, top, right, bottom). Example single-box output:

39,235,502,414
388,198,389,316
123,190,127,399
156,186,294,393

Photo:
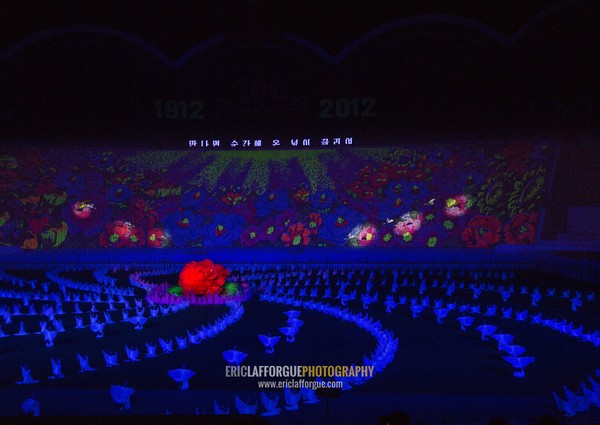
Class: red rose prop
178,259,230,295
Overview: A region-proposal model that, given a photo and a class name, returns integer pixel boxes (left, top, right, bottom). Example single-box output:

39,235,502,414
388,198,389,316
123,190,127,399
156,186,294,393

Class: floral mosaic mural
0,141,553,249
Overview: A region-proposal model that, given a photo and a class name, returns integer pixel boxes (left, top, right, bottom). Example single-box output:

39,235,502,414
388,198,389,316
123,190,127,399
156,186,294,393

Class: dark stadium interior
1,2,599,425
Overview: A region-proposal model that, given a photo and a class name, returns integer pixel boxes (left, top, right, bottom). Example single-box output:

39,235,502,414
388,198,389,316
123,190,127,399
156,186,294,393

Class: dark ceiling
0,1,599,145
1,1,569,56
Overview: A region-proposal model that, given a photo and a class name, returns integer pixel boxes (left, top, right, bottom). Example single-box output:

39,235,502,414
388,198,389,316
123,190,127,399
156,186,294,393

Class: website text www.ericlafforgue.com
256,378,343,391
225,365,374,390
